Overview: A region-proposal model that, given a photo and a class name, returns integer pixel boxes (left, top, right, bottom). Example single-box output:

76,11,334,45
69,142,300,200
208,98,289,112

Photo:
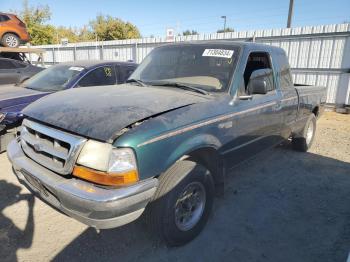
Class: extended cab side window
78,66,116,87
277,53,293,89
242,52,275,94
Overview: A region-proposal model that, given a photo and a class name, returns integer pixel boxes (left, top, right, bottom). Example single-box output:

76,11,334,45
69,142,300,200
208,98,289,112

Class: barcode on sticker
202,49,234,58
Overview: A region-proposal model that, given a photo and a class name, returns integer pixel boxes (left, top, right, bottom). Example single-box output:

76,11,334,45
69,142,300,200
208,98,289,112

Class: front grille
20,119,87,175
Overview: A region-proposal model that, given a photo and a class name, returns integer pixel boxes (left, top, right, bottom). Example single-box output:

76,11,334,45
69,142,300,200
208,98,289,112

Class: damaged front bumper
7,139,158,229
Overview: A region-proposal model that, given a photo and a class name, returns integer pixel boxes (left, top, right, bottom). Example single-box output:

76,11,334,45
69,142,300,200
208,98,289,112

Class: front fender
127,132,223,180
165,133,222,169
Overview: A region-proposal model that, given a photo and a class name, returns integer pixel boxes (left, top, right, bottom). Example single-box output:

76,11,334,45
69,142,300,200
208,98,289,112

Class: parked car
0,13,30,47
0,60,137,152
0,57,43,85
7,42,326,246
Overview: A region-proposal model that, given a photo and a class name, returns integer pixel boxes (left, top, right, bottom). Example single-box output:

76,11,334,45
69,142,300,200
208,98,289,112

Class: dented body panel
23,84,208,142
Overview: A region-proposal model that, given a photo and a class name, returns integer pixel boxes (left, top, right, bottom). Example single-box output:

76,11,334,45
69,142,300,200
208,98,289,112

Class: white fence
31,23,350,106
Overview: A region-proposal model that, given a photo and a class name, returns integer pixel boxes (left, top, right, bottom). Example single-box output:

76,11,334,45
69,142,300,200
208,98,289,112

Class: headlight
0,112,6,122
73,140,139,186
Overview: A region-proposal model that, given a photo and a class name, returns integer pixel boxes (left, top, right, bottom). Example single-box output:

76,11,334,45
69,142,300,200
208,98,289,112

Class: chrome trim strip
137,101,276,147
281,96,298,102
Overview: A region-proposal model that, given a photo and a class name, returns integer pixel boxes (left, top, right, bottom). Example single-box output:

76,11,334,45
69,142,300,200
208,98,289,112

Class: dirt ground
0,111,349,262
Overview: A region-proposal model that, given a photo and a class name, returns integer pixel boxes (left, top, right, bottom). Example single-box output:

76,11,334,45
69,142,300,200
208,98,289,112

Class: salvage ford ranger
7,42,326,246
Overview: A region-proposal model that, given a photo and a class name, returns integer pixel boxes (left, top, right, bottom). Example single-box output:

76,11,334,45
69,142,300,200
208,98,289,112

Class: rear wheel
2,33,20,48
147,159,214,246
292,114,316,152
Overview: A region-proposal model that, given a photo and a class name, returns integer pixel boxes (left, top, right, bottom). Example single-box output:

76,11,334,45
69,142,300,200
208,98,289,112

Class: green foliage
89,15,141,41
16,0,55,45
182,30,199,36
217,27,235,33
13,1,141,45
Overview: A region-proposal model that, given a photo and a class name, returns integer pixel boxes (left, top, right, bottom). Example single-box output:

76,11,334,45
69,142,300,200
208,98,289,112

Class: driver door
223,51,283,169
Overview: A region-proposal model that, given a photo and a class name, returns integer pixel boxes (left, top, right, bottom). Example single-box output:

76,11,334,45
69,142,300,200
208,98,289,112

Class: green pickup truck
8,41,326,246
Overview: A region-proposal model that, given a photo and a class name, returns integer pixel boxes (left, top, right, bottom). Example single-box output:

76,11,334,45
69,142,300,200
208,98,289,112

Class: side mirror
249,79,267,95
247,68,273,95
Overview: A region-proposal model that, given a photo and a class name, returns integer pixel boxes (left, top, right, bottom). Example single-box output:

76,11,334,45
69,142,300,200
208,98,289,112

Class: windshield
22,65,84,92
129,44,240,92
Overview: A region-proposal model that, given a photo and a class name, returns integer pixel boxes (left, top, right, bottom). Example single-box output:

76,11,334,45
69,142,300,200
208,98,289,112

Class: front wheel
2,33,20,47
292,114,316,152
147,160,215,246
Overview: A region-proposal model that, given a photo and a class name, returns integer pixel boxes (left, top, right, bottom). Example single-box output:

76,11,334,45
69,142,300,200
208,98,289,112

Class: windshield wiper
150,81,209,95
126,78,148,87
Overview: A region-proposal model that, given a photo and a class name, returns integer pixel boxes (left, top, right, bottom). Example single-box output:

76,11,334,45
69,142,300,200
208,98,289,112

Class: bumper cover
7,139,158,229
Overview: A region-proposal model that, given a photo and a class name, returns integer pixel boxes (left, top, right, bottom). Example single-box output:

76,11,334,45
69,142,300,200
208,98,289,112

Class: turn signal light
72,166,139,186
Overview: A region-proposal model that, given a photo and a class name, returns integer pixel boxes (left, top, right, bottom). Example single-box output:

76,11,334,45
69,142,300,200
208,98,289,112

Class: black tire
2,33,20,48
292,114,316,152
147,159,215,246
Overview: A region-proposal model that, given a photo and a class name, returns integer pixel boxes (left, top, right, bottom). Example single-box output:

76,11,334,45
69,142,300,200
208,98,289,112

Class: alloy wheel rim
306,121,314,145
5,36,18,47
174,181,206,231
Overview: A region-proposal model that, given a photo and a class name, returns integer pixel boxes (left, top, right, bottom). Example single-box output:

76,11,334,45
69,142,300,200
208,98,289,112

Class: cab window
239,52,275,95
78,66,116,87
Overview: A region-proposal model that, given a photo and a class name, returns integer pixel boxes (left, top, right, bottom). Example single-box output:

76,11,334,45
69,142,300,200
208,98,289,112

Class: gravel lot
0,111,349,262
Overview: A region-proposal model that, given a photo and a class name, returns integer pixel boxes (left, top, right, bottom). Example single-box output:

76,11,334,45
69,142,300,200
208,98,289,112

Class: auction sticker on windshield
202,49,234,58
69,66,84,71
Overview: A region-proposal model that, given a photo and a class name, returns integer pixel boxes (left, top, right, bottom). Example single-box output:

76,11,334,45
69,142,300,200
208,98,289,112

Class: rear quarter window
0,15,10,22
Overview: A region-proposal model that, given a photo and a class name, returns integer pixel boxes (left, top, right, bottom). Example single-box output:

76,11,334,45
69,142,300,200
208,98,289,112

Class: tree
217,27,235,33
89,14,141,41
16,0,55,45
54,26,85,43
182,30,198,36
13,2,141,45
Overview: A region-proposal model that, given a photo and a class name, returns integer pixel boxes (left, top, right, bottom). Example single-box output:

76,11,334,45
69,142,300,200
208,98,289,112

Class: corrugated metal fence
30,23,350,106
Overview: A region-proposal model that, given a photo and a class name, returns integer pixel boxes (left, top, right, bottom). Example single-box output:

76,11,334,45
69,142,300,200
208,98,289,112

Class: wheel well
312,106,319,117
2,31,20,40
187,147,225,196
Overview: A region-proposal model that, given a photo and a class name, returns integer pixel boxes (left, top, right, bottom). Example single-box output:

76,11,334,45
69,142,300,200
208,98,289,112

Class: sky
1,0,349,37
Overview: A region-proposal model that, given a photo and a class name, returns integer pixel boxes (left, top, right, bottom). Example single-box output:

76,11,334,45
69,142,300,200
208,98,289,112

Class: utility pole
287,0,294,28
221,16,227,32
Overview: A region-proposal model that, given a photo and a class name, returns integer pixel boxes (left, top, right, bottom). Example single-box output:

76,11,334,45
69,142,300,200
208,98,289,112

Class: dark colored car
0,60,137,151
7,42,326,245
0,57,44,85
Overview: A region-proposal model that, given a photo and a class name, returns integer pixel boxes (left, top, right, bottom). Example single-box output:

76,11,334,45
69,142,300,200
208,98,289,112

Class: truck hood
23,84,208,142
0,85,49,110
